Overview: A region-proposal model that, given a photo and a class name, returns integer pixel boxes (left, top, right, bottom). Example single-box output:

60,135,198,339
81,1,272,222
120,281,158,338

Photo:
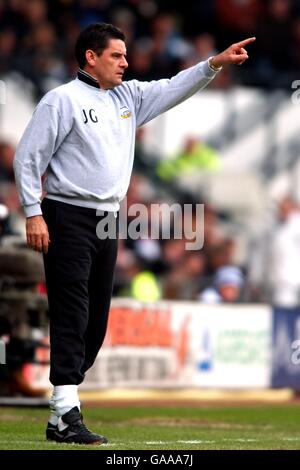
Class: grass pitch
0,404,300,450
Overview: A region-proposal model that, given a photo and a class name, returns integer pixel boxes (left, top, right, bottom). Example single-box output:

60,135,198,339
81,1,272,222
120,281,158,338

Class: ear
85,49,97,66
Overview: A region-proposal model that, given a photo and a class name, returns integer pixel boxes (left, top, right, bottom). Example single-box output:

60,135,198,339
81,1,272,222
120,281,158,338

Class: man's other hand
26,215,50,254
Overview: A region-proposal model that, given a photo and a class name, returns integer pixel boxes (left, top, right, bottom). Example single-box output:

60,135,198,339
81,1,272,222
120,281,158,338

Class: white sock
48,412,59,426
57,416,69,432
48,389,59,426
50,385,81,429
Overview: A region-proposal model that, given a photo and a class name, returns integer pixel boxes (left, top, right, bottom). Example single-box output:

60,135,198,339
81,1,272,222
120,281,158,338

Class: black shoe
46,422,57,440
46,407,108,445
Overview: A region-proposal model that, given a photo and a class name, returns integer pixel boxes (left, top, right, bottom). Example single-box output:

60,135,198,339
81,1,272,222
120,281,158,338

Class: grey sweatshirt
14,60,218,217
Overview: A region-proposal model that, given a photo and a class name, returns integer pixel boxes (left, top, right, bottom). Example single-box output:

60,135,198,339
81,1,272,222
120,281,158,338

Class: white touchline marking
146,440,217,445
222,438,258,443
282,438,300,442
177,440,216,444
145,441,170,445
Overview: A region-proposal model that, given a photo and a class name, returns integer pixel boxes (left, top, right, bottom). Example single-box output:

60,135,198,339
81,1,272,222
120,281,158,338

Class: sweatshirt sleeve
13,100,68,218
128,59,219,127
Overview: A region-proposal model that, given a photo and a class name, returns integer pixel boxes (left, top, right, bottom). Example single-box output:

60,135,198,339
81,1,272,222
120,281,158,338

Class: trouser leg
47,276,90,385
42,199,92,385
81,237,118,375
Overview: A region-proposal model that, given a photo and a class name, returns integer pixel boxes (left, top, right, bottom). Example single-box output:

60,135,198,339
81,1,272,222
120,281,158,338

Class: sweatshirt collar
77,69,100,89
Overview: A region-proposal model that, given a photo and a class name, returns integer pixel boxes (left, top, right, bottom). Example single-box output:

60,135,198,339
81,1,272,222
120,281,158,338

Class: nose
121,57,128,68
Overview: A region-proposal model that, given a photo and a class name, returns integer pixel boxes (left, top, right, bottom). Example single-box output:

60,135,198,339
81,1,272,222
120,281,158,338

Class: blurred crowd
0,0,300,98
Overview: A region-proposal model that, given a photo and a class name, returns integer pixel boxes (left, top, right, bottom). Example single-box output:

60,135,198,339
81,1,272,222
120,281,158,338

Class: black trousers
42,198,118,385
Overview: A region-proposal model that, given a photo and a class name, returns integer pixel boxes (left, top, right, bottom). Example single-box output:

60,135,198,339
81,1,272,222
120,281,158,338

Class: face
219,285,240,303
85,38,128,89
278,198,294,222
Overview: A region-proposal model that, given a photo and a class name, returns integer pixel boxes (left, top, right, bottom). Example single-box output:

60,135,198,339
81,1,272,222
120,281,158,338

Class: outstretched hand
210,37,256,69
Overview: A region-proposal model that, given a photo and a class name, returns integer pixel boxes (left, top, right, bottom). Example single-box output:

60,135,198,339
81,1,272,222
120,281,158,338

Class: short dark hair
75,23,126,69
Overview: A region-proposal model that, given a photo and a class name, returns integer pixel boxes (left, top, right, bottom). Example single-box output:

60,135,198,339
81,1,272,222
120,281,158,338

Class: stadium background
1,0,300,450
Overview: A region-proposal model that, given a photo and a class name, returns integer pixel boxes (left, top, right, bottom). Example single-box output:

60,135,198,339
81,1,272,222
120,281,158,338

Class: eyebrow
111,51,127,57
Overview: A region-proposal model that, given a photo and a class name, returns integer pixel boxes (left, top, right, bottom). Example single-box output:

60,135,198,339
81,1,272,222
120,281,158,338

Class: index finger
42,233,50,254
236,37,256,47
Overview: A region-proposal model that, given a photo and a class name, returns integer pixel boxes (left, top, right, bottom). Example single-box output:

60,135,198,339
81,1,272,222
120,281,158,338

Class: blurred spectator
130,269,161,301
157,136,221,182
205,238,236,274
17,18,67,95
21,0,49,32
150,12,192,77
162,251,206,300
202,205,225,252
110,6,135,48
160,238,187,271
0,141,21,214
215,0,262,46
198,264,245,304
76,0,111,27
190,33,217,65
114,246,161,301
0,27,17,74
179,32,234,89
268,197,300,307
125,38,155,81
0,141,15,182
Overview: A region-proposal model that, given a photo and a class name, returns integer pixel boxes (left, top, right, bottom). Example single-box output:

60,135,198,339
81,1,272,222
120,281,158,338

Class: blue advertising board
272,307,300,388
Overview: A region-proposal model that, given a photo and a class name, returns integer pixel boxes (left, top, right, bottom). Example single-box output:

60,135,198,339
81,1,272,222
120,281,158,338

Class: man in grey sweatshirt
13,23,255,444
